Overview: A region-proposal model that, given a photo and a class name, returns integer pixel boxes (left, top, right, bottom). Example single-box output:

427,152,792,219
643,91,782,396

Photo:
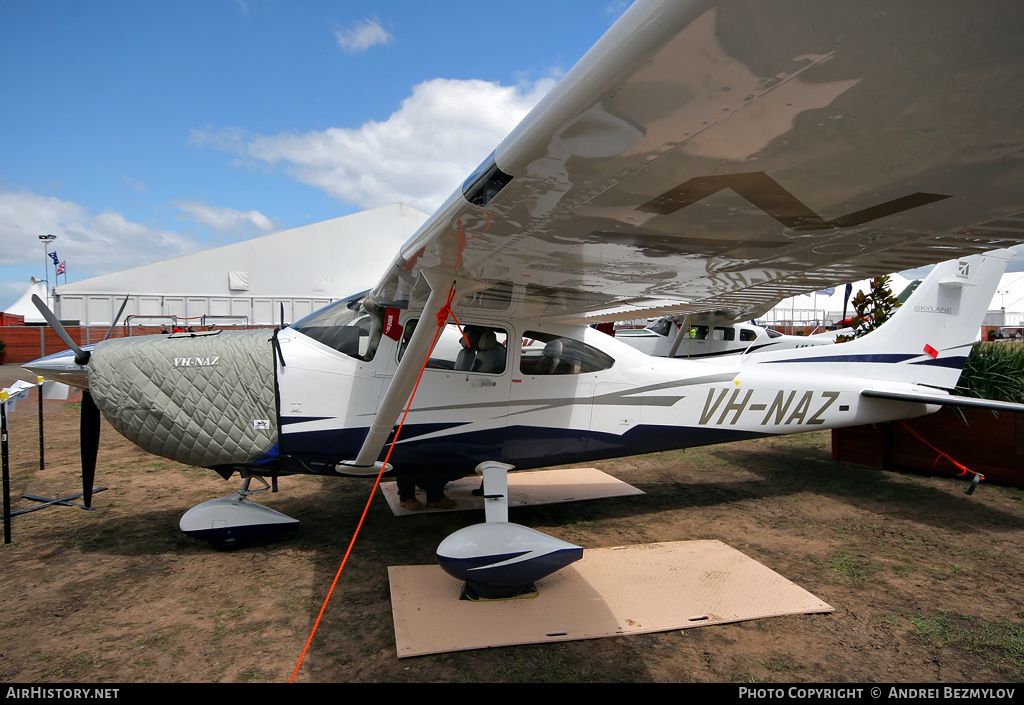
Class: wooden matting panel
389,540,833,657
380,467,644,515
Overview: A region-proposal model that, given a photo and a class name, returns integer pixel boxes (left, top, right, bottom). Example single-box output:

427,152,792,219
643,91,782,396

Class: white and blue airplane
614,319,845,359
25,0,1024,594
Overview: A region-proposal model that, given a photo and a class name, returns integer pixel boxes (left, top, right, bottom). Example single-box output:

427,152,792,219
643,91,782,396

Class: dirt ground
1,363,1022,684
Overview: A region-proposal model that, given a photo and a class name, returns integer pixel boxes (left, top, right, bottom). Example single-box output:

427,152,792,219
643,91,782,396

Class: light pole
38,234,57,309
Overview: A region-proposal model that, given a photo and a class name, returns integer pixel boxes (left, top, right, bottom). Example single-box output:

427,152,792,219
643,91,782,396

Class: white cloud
335,18,392,54
604,1,632,19
191,76,556,212
173,200,278,234
0,190,204,280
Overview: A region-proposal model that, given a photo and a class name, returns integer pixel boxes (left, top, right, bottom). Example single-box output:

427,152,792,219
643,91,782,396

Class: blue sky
0,1,630,308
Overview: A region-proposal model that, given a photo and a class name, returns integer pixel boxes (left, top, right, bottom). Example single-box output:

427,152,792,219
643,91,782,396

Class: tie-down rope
290,284,464,681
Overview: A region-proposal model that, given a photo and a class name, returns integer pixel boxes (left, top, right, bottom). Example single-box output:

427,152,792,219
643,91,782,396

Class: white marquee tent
50,203,429,328
2,279,49,324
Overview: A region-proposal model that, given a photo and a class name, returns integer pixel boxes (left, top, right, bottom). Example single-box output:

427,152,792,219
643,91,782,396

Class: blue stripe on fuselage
278,422,766,477
764,353,918,364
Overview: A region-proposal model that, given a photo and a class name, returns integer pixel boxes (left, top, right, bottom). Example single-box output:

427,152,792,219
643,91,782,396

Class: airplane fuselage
269,313,928,479
28,301,939,485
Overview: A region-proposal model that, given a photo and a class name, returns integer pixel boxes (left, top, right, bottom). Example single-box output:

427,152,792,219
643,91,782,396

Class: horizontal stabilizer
862,389,1024,413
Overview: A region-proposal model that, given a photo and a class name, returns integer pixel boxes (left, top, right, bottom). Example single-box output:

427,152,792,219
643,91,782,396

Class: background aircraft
615,319,845,359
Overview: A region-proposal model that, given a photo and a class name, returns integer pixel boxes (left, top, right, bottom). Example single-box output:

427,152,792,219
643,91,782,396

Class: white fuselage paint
274,317,927,475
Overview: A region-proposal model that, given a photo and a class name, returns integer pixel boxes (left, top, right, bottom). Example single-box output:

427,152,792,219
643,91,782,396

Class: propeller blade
80,390,100,509
103,295,130,341
31,294,90,365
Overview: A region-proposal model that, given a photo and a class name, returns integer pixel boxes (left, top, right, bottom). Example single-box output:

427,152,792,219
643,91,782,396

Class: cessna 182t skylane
26,0,1024,593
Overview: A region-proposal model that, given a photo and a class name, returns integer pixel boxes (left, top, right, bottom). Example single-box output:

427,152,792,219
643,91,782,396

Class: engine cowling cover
89,330,278,468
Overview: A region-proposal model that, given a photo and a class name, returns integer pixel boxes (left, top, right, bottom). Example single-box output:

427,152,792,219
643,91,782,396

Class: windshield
647,318,672,336
291,292,383,361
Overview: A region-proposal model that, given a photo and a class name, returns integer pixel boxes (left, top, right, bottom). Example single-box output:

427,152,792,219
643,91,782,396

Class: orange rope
289,284,458,682
897,420,983,480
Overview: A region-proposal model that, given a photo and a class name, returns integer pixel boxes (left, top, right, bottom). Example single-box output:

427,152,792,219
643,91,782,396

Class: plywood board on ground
380,467,644,515
390,540,833,657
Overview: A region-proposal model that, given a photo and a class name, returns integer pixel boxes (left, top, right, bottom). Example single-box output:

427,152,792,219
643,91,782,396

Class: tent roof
55,203,429,299
2,280,48,323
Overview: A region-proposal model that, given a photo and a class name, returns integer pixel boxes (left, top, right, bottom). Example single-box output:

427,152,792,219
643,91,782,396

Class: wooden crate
832,407,1024,486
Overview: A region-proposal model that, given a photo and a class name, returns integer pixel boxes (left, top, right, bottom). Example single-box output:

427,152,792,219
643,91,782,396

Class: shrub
954,342,1024,403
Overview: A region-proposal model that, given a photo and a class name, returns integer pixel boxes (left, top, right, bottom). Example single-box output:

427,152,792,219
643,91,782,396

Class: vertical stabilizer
749,250,1012,388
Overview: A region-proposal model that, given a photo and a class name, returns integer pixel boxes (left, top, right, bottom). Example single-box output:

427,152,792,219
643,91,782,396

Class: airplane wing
370,0,1024,324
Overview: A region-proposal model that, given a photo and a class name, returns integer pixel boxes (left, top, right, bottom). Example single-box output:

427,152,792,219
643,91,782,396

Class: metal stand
2,397,10,544
12,487,108,516
38,375,44,471
1,382,105,542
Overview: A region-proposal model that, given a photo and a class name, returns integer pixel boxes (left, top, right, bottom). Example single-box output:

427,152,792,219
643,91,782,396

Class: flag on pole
56,261,66,276
48,252,59,265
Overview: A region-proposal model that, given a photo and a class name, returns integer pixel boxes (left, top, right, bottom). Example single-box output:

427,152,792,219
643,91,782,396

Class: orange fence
0,325,272,364
0,326,163,364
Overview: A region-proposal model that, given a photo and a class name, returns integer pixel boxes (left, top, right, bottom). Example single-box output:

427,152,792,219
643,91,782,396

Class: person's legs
419,476,456,509
397,475,423,510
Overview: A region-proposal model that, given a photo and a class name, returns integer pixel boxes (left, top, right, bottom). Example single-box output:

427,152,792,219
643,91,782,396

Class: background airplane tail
752,249,1013,389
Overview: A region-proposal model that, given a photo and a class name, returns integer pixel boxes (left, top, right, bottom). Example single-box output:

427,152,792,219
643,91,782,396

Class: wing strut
339,272,459,473
667,315,691,359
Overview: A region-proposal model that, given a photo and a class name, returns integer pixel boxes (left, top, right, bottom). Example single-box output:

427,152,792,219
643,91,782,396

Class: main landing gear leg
435,461,583,599
179,472,299,549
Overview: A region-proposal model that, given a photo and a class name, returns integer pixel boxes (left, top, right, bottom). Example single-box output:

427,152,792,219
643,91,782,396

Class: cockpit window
399,321,508,374
291,293,384,361
520,331,614,375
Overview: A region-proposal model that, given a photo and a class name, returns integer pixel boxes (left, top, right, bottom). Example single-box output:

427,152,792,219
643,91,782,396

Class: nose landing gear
179,474,299,550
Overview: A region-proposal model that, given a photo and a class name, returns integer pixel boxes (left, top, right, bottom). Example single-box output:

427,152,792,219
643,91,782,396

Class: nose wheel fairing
179,494,299,548
179,475,299,549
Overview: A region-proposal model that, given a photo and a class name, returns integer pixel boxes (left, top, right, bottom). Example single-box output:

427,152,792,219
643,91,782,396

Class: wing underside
371,0,1024,323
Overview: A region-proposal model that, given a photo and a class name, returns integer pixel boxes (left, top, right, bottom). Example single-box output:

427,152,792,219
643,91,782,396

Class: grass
480,644,632,683
910,613,1024,673
818,550,883,586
